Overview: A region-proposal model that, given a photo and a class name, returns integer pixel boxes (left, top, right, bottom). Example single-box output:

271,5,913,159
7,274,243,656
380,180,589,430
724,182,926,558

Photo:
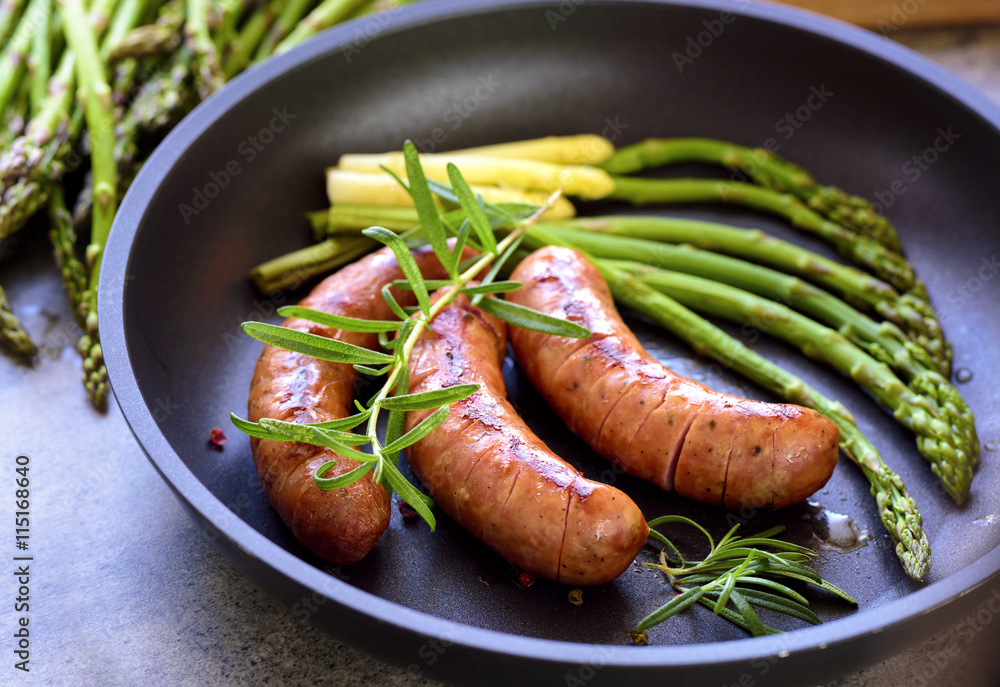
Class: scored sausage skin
404,295,648,585
247,246,457,565
507,246,840,511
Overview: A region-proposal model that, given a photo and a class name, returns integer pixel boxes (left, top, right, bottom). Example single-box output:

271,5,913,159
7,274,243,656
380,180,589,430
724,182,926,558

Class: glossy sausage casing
248,246,455,565
507,247,840,511
404,295,648,585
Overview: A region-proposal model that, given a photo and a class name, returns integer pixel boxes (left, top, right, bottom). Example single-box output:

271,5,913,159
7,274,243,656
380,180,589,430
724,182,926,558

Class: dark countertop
2,22,1000,687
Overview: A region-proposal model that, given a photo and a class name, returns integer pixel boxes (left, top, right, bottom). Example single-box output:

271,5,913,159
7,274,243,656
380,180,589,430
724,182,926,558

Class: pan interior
118,0,1000,646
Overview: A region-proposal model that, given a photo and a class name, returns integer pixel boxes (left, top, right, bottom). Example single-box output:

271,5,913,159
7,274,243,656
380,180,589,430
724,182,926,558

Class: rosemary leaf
314,461,374,490
364,226,432,318
450,219,472,275
381,284,411,321
462,281,523,296
736,576,811,605
235,152,588,532
277,305,401,333
733,588,821,625
230,411,373,441
392,279,453,292
697,598,782,635
379,384,480,411
471,232,526,307
448,162,497,254
382,360,410,487
400,140,452,276
729,590,766,637
478,297,590,338
241,322,394,365
353,363,394,376
257,418,375,462
381,406,450,454
714,574,737,614
636,587,704,631
815,579,858,605
381,459,436,531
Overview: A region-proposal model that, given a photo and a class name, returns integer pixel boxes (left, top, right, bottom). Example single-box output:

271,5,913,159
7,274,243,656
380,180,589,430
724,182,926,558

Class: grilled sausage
404,294,648,585
507,246,840,510
248,246,456,565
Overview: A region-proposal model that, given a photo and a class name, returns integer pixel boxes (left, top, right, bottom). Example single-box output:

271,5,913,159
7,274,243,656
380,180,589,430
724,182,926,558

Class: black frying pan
101,1,1000,684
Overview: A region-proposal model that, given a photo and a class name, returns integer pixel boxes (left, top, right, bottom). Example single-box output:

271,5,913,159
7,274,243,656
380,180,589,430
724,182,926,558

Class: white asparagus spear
326,169,577,218
336,152,616,200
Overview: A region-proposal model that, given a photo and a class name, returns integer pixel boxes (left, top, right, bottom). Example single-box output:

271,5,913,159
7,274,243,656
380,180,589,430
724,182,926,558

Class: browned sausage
507,246,840,511
404,294,648,585
247,245,456,565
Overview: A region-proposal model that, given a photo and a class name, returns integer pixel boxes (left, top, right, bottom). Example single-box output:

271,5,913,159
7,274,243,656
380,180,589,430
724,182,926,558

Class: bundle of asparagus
0,0,415,407
338,140,951,376
262,134,981,580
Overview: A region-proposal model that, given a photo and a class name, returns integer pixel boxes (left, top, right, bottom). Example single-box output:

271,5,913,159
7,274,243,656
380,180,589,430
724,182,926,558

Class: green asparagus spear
604,178,950,377
211,0,249,53
222,0,277,78
70,49,195,242
274,0,369,55
601,138,903,253
542,216,947,374
0,87,29,149
26,0,52,117
0,124,70,241
0,0,28,46
123,46,196,138
521,227,931,579
0,282,37,358
107,2,182,60
104,0,156,111
74,0,158,238
325,203,422,235
69,152,143,258
61,0,119,411
1,0,150,407
48,184,87,326
250,235,378,294
185,0,223,99
0,0,46,114
251,0,310,62
607,177,918,292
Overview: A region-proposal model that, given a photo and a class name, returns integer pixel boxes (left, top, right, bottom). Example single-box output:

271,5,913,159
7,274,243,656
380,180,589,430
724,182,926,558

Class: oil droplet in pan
803,502,870,553
974,514,996,527
985,440,1000,452
955,368,973,383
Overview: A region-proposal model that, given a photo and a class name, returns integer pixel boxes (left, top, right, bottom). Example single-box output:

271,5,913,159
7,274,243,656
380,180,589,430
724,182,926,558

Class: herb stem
363,192,562,483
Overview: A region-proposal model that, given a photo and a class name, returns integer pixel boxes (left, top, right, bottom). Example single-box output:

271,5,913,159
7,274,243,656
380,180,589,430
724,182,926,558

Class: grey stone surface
1,21,1000,687
894,25,1000,105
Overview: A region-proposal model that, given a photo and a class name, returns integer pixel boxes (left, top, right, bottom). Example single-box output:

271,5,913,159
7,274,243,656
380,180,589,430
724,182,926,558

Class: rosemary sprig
637,515,857,638
232,142,589,529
